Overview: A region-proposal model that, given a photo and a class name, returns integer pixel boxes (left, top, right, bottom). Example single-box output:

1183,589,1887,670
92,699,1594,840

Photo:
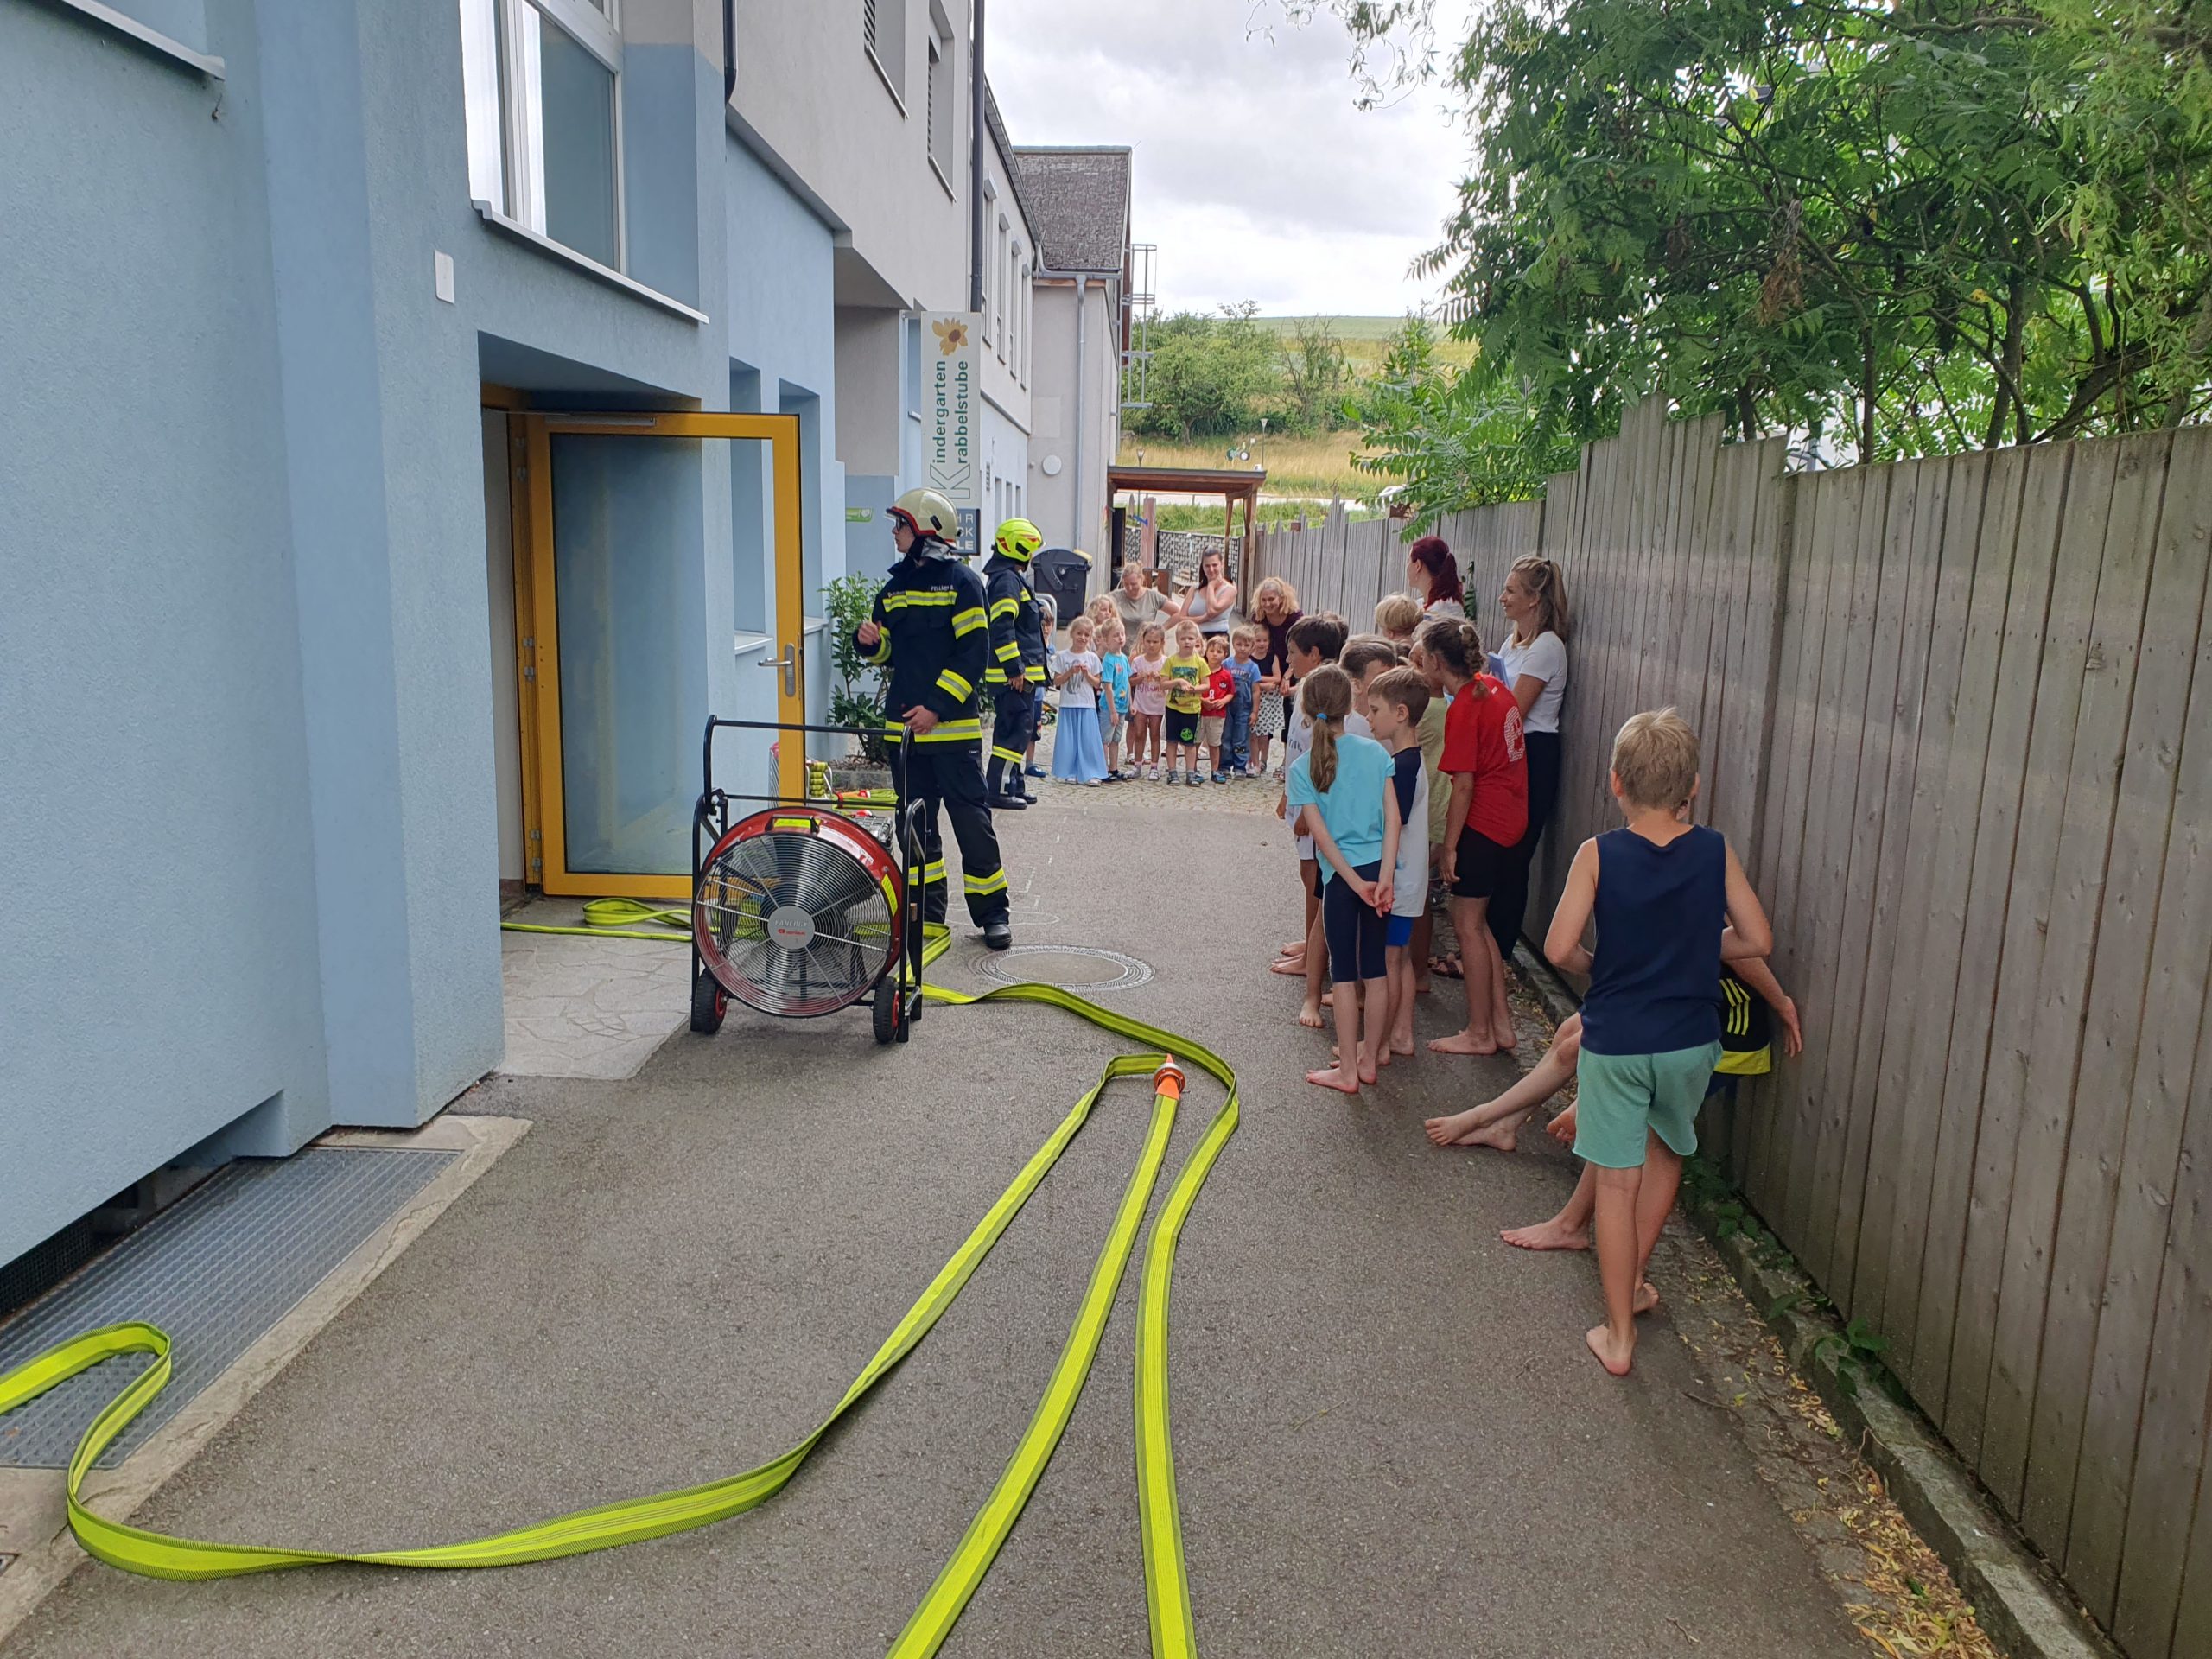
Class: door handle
757,647,799,698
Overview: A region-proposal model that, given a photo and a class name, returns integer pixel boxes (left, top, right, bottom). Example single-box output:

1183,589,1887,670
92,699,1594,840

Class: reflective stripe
963,868,1009,897
995,641,1021,661
991,745,1026,764
915,720,982,743
920,859,948,883
937,670,972,701
951,608,987,638
985,670,1008,685
988,597,1020,620
863,635,893,665
882,590,957,609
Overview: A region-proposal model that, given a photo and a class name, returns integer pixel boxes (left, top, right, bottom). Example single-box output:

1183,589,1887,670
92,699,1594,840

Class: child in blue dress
1049,615,1109,785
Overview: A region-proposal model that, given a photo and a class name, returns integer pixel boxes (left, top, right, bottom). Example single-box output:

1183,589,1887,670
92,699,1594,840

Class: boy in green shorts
1543,709,1773,1376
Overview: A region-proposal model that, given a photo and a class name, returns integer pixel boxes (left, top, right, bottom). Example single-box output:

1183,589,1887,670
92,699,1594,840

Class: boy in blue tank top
1544,709,1773,1377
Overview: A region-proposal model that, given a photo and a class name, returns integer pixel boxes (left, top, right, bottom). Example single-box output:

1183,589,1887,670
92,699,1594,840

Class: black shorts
1450,827,1515,899
1324,861,1389,982
1168,710,1200,747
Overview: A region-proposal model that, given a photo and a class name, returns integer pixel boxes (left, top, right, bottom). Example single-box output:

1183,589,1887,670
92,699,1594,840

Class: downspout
969,0,985,315
722,0,734,103
1073,276,1086,552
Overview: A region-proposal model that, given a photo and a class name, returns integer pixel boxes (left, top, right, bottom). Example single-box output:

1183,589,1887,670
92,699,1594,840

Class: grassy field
1253,315,1479,376
1116,431,1380,500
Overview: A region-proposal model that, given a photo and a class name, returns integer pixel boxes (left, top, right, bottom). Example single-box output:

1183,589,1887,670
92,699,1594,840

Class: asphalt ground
7,782,1872,1658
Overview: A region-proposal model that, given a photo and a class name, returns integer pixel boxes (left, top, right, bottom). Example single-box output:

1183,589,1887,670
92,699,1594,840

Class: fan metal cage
693,808,904,1016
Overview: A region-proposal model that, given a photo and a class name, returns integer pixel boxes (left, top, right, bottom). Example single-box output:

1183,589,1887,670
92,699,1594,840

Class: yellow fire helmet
888,487,960,543
992,518,1044,563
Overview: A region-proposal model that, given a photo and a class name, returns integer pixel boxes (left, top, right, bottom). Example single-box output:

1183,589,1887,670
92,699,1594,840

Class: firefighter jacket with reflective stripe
982,555,1048,684
855,545,989,741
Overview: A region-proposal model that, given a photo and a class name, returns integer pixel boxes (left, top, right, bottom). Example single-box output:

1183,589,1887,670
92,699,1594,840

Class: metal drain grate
973,944,1155,992
0,1147,455,1469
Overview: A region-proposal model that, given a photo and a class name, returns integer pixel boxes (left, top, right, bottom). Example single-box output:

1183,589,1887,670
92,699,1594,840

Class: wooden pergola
1107,464,1268,587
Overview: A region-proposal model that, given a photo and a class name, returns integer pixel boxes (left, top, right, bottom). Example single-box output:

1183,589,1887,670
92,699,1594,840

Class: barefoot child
1408,625,1453,995
1162,620,1210,785
1286,666,1396,1094
1546,709,1773,1376
1421,618,1527,1058
1128,622,1168,778
1482,948,1803,1250
1309,638,1406,1021
1271,613,1352,1017
1363,666,1431,1063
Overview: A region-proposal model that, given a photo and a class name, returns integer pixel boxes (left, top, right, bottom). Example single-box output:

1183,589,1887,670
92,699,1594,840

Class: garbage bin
1029,547,1093,636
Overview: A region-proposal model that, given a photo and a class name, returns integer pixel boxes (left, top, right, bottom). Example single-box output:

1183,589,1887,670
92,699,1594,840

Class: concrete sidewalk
7,787,1882,1658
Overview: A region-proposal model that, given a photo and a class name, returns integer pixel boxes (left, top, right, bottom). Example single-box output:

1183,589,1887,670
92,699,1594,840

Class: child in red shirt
1199,634,1236,783
1421,616,1528,1058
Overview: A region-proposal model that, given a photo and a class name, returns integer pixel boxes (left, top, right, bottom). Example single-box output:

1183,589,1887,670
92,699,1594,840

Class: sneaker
1187,771,1203,787
1084,779,1102,787
1022,764,1047,779
1171,769,1185,785
1211,771,1228,784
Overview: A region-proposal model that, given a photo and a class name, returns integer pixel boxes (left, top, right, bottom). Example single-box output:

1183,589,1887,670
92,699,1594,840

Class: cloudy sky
989,0,1478,319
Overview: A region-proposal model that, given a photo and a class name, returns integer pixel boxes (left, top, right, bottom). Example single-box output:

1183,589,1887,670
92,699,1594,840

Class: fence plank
1942,438,2079,1477
1853,454,1978,1349
2113,946,2212,1659
1829,460,1948,1311
2058,429,2212,1628
1777,467,1864,1261
1998,434,2173,1555
1788,465,1891,1286
1908,442,2040,1413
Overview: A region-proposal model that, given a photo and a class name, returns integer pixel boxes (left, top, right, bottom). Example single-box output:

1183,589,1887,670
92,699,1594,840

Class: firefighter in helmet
854,488,1013,950
982,518,1048,808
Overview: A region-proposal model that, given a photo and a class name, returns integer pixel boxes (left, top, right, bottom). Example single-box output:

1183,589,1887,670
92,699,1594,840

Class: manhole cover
974,944,1154,992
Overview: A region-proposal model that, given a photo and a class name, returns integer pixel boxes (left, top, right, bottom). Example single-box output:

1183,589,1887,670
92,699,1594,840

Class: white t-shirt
1497,629,1568,734
1288,708,1371,860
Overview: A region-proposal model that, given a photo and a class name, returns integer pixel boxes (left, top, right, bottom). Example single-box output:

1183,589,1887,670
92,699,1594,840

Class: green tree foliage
1294,0,2210,475
1344,319,1581,524
1128,303,1281,439
1281,318,1353,430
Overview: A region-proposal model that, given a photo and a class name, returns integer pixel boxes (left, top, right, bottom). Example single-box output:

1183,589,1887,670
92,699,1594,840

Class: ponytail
1510,554,1572,643
1299,664,1353,792
1414,614,1485,690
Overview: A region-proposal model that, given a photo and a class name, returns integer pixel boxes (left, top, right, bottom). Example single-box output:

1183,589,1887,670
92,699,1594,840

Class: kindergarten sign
922,311,981,510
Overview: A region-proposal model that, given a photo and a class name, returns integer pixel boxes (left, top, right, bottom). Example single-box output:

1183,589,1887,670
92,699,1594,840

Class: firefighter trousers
892,738,1011,939
986,684,1036,798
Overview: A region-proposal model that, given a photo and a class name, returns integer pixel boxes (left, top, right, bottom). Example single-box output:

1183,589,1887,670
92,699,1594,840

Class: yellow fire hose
0,969,1238,1659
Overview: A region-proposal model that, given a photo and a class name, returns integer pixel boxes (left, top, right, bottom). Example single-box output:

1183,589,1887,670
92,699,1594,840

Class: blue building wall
1,0,855,1268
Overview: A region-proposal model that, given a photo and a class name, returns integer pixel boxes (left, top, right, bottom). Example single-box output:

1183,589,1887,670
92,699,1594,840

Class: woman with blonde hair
1487,555,1573,960
1249,575,1302,777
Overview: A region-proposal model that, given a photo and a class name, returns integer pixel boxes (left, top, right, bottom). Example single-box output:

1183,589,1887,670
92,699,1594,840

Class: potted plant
823,573,893,791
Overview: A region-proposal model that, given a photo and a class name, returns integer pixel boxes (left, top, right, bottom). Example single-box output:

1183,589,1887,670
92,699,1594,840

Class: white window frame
463,0,627,272
925,4,955,194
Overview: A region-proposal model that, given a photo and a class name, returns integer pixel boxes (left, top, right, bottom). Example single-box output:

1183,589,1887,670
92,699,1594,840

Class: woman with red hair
1406,536,1465,620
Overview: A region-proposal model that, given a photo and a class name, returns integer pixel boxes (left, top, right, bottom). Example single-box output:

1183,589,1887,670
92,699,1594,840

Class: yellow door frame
519,410,806,899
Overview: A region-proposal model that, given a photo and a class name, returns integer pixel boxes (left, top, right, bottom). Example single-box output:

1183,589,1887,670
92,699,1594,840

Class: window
461,0,625,270
1017,257,1030,385
864,0,906,101
925,9,954,181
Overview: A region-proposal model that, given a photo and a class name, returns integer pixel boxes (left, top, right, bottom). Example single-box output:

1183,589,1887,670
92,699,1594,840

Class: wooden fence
1252,402,2212,1659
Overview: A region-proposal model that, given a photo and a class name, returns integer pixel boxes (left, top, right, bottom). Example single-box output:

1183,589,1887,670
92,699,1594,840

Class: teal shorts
1572,1042,1726,1169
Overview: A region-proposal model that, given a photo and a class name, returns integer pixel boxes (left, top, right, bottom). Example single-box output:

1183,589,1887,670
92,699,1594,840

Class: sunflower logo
932,318,969,355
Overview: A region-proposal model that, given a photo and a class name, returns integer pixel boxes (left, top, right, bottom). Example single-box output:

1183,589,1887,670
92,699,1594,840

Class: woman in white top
1168,547,1241,638
1405,535,1466,620
1484,553,1573,960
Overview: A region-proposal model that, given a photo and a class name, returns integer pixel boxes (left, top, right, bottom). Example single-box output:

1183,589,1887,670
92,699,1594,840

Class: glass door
518,411,804,898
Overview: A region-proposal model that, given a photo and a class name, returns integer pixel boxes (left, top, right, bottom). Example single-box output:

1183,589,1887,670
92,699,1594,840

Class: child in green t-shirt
1162,620,1209,785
